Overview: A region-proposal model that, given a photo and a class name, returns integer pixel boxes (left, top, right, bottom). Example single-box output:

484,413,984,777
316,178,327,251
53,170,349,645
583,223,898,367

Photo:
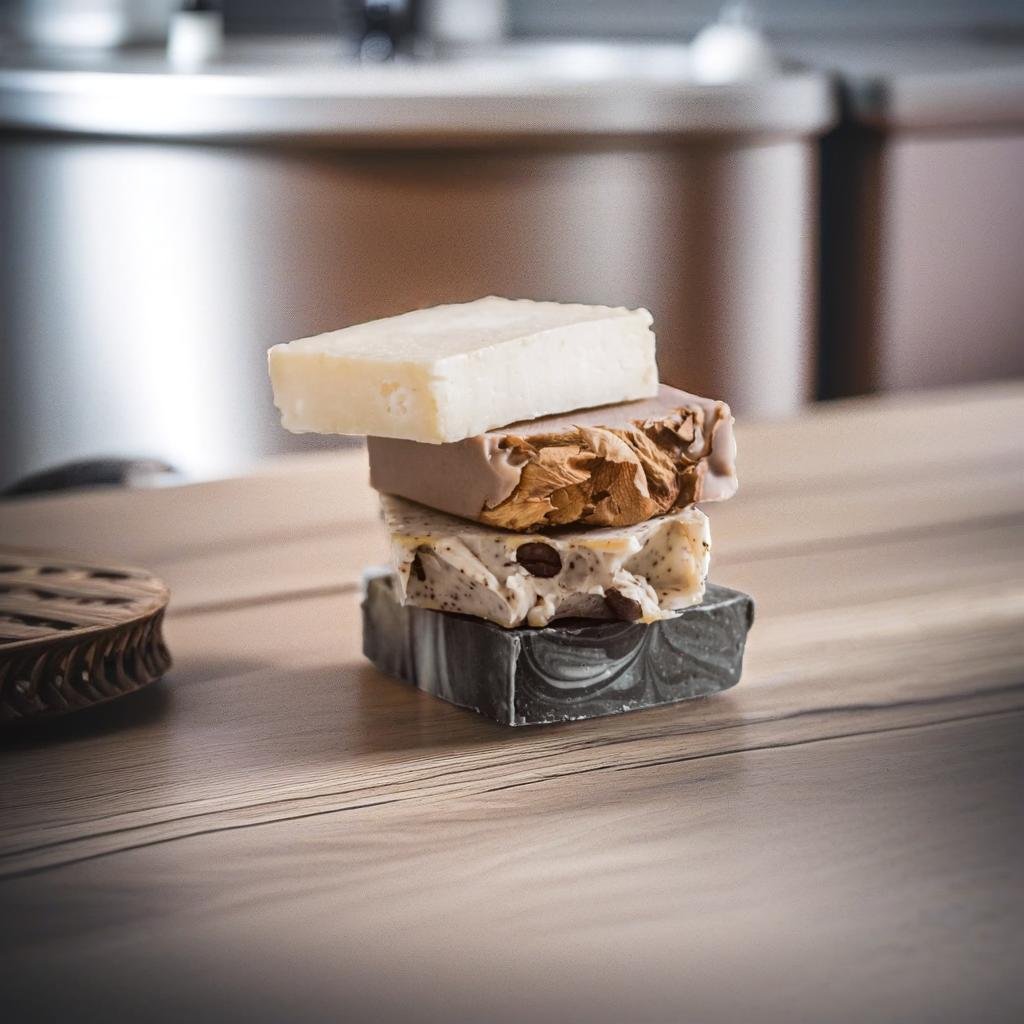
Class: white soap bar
267,297,658,443
382,494,709,629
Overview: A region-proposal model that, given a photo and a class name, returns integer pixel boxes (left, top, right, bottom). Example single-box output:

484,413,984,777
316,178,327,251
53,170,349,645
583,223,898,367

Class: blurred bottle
690,4,778,84
167,0,224,70
422,0,507,49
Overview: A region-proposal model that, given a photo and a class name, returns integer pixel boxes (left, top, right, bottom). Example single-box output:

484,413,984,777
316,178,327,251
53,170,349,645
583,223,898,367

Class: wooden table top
2,382,1023,1023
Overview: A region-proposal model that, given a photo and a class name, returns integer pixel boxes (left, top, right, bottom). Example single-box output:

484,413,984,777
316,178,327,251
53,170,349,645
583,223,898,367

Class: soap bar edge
362,574,754,727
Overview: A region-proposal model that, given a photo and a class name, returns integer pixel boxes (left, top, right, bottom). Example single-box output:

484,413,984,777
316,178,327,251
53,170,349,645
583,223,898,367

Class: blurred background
1,1,1022,491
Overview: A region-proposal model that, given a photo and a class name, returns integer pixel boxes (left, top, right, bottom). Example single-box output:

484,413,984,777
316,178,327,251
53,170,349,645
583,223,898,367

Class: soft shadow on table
0,655,266,750
169,655,268,685
0,681,173,749
343,663,752,757
333,663,515,756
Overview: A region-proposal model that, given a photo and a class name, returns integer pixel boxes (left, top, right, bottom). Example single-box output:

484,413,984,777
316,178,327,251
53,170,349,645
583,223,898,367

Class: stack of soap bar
268,297,751,725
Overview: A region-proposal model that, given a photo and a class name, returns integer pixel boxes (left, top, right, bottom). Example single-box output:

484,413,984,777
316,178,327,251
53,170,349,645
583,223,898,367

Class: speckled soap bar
381,494,710,629
362,572,754,727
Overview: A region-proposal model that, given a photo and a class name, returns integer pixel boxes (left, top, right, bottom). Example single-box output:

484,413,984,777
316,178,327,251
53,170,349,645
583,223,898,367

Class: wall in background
216,0,1024,37
2,1,1024,42
513,0,1024,37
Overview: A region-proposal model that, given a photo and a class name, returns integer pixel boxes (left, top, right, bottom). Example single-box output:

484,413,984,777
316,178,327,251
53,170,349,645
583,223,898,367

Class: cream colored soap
267,296,658,444
382,494,709,629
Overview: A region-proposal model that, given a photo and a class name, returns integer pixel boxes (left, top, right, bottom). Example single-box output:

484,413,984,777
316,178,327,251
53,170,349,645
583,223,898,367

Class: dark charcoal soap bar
362,573,754,727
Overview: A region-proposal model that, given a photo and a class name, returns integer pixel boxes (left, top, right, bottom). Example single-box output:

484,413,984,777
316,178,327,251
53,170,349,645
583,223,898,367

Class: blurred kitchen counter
2,381,1022,1022
0,37,833,140
0,38,835,491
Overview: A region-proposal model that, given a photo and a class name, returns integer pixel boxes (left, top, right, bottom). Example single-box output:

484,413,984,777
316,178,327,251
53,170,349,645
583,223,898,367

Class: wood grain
1,382,1022,1022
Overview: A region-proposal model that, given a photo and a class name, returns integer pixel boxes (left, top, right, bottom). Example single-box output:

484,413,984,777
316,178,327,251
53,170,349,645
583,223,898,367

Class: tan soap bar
369,384,737,530
382,494,710,629
267,297,658,444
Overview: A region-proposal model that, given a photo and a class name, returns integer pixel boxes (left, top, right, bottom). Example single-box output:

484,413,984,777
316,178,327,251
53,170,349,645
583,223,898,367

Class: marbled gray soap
362,572,754,727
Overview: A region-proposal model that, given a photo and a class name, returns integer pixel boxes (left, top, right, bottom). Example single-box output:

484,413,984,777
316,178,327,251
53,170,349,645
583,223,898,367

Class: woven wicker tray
0,551,171,721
